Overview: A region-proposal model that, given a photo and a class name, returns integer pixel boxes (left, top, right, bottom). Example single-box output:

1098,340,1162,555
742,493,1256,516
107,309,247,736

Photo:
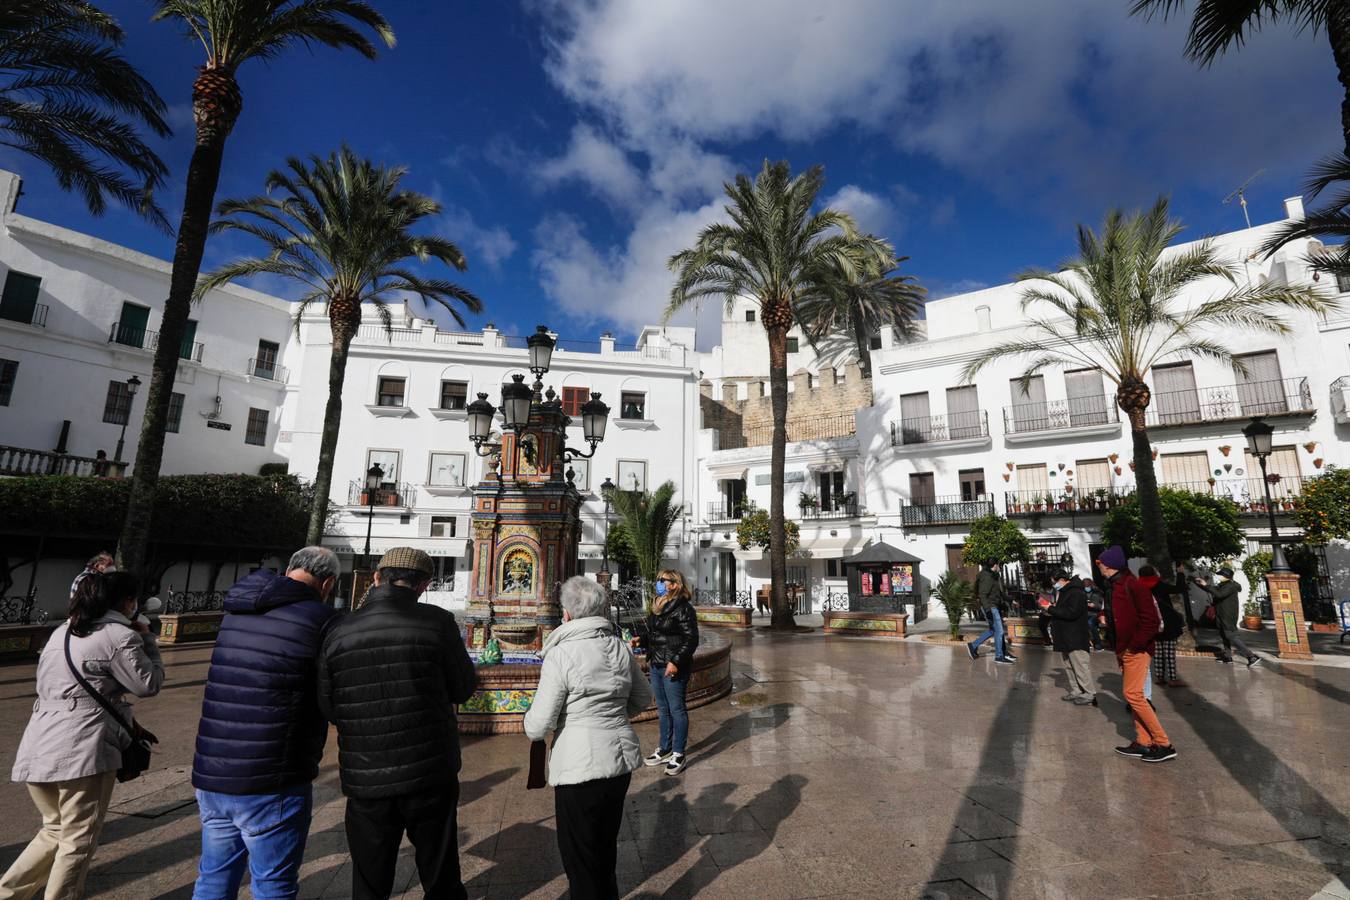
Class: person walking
1139,565,1186,688
1096,546,1176,763
69,552,115,600
967,559,1015,664
632,569,699,776
318,548,478,900
190,547,341,899
1193,567,1260,667
524,577,653,900
2,572,165,900
1046,570,1095,706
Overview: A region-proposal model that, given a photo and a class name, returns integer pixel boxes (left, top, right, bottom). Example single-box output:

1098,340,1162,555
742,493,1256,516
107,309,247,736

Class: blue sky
4,1,1344,349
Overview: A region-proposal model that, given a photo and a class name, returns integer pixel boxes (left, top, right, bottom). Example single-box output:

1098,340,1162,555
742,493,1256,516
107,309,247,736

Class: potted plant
935,571,974,641
1219,445,1232,456
1241,599,1264,631
1304,441,1318,453
1043,492,1056,513
798,491,819,512
1108,452,1119,464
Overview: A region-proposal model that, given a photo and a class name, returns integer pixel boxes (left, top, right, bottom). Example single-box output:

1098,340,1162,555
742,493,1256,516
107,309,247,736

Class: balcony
108,322,204,362
1005,485,1133,517
723,413,856,450
0,445,126,478
0,302,47,328
799,497,861,520
1146,378,1313,429
247,358,288,382
706,501,745,523
347,480,416,509
900,494,994,527
1162,478,1303,515
1003,396,1119,441
890,411,990,450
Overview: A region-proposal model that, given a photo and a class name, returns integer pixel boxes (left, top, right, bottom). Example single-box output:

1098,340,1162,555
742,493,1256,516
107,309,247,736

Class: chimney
1284,196,1305,221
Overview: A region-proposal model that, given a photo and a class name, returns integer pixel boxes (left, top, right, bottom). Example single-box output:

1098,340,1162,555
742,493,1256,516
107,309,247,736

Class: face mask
655,580,668,597
1055,582,1068,592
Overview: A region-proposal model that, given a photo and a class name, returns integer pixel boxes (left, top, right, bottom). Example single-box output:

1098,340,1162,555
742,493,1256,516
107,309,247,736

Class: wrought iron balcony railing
900,494,994,526
694,588,753,608
1161,477,1303,515
1146,377,1313,427
1005,485,1133,517
0,302,48,327
891,411,989,446
108,322,204,361
706,501,746,523
347,480,416,508
798,497,861,519
1003,396,1118,435
0,445,127,478
248,358,288,382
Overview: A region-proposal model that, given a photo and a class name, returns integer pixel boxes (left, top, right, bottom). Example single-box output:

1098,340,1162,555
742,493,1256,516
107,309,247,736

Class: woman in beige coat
1,571,164,900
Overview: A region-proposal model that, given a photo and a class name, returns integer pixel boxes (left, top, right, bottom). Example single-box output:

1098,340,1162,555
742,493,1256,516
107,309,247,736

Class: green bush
258,462,289,476
1101,487,1243,564
961,514,1031,567
934,571,974,638
735,502,800,554
1295,465,1350,547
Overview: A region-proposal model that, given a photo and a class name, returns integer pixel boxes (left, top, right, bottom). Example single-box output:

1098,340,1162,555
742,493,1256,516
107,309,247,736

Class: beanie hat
1097,545,1127,571
375,547,433,577
1217,566,1235,579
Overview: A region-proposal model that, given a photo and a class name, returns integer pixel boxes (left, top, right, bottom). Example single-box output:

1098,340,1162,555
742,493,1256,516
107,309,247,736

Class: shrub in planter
1242,600,1264,630
935,571,974,639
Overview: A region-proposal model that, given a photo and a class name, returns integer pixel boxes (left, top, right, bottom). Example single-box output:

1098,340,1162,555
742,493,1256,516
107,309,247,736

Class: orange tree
1295,466,1350,546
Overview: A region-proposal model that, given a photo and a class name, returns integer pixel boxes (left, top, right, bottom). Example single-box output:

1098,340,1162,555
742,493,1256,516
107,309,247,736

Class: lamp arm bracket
562,443,599,461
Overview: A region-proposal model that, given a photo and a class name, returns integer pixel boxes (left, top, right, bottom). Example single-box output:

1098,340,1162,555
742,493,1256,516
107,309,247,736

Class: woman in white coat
1,571,164,900
523,576,652,900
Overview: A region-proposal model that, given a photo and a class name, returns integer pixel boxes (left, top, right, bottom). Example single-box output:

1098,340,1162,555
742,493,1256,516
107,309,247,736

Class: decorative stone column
1266,571,1313,660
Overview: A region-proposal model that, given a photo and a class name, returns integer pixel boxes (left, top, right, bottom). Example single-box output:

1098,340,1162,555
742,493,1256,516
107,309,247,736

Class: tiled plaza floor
2,629,1350,898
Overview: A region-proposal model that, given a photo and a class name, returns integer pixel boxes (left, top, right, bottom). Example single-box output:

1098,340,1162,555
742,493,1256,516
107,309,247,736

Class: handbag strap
63,627,133,740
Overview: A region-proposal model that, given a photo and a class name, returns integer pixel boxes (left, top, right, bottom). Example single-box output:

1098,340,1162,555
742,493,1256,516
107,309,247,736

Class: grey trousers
1217,618,1255,661
1063,650,1095,697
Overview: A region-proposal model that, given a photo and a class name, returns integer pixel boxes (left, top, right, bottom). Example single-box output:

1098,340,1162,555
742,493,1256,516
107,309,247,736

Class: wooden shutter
1075,459,1111,491
1017,463,1049,496
1065,369,1107,425
1233,351,1286,414
1159,451,1209,487
1153,363,1199,423
1010,375,1048,430
946,385,980,438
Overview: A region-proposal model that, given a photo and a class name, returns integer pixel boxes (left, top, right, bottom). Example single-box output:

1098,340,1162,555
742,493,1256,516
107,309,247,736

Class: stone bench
694,605,753,629
1004,616,1051,646
158,611,225,644
822,610,907,638
0,624,58,661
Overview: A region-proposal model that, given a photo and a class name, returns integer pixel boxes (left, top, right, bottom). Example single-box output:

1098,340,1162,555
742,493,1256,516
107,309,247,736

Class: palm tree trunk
116,135,228,578
766,325,794,630
853,316,872,377
1328,3,1350,155
306,327,355,545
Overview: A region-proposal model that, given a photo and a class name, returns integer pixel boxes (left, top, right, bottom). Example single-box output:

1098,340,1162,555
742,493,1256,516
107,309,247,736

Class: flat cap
376,546,433,577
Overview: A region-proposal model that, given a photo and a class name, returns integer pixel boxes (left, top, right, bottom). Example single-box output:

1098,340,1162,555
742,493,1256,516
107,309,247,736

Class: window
429,556,456,591
745,309,756,322
818,470,846,511
1016,463,1049,497
254,340,280,379
1153,362,1200,423
440,380,468,410
114,301,150,348
946,385,981,438
562,386,590,416
0,359,16,406
245,407,268,446
786,337,799,353
1065,368,1108,425
166,392,184,434
620,391,646,420
834,368,846,385
0,271,40,324
898,392,930,443
567,458,591,491
826,559,839,578
809,374,820,389
958,468,986,502
1233,350,1287,414
377,376,405,407
1159,451,1209,487
909,472,935,505
102,380,132,425
1009,375,1048,431
367,449,400,486
428,451,467,487
1076,459,1112,492
430,515,457,538
1338,273,1350,294
617,460,647,492
179,318,198,361
869,333,883,351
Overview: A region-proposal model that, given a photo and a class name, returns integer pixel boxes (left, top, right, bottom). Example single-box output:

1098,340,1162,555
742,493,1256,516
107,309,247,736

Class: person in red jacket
1095,546,1177,763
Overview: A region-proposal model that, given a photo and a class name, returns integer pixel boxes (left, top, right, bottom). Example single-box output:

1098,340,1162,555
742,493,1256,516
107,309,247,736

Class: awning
792,536,870,559
329,538,468,558
842,540,921,566
733,548,764,561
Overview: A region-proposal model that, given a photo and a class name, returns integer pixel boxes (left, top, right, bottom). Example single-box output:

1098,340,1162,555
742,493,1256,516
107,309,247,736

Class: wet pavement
2,629,1349,898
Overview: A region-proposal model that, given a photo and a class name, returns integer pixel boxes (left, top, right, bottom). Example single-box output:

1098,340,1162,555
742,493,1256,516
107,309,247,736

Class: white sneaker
644,749,673,767
664,753,687,776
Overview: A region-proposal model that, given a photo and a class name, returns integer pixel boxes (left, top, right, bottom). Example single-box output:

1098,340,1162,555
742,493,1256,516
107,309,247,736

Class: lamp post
599,476,616,586
1242,416,1287,572
362,463,383,571
113,375,141,463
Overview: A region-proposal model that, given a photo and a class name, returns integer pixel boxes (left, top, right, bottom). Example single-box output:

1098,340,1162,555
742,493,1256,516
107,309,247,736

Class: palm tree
1261,152,1350,275
0,0,169,222
667,160,870,630
197,146,483,544
117,1,395,578
796,239,925,376
608,481,683,604
961,197,1333,583
1130,0,1350,154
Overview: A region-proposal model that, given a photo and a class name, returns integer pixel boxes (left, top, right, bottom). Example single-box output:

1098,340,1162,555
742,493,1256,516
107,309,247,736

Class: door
1010,375,1048,432
723,478,746,516
179,319,198,360
818,470,845,512
899,392,931,443
1015,463,1049,509
255,340,279,378
909,472,935,505
946,385,981,439
0,272,40,324
1076,458,1112,490
1234,351,1286,414
1153,363,1200,424
116,301,150,348
1159,451,1209,489
1065,368,1108,426
959,468,986,502
1244,446,1301,506
946,545,978,586
720,551,737,597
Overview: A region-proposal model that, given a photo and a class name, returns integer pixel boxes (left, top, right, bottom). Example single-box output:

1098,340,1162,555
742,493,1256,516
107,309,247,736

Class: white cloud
537,125,647,214
437,204,518,270
824,184,897,237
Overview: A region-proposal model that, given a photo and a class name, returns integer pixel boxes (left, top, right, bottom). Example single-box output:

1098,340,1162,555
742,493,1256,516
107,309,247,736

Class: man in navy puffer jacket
190,546,339,900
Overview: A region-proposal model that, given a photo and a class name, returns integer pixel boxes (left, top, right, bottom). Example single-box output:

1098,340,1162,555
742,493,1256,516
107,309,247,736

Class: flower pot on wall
1314,457,1324,469
1114,466,1123,476
1219,445,1232,456
1006,462,1015,471
1304,441,1318,453
1002,473,1010,481
1108,453,1118,463
1128,462,1136,471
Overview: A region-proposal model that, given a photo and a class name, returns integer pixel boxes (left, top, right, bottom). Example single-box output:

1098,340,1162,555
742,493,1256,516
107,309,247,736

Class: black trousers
554,772,632,900
344,781,465,900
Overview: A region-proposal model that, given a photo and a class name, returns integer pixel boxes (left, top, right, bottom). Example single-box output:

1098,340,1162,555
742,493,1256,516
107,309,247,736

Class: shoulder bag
63,628,156,782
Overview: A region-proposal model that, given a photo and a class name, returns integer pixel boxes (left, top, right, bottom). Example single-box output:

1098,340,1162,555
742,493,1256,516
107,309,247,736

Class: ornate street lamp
526,325,556,384
362,463,383,570
113,374,141,463
600,476,616,579
1242,416,1288,572
500,374,534,432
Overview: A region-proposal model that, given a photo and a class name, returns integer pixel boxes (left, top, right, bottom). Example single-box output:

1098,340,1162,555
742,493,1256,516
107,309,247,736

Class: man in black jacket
318,547,478,900
1047,570,1095,706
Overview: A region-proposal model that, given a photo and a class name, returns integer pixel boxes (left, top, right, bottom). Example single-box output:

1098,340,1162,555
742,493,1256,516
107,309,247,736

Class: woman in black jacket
1046,571,1095,706
632,569,699,776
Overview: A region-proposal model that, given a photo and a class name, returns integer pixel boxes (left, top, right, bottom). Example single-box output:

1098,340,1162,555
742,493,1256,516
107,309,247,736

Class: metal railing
1162,477,1303,514
0,445,127,477
694,588,752,608
725,413,857,450
890,411,989,446
1146,377,1313,427
107,322,203,361
0,594,49,626
0,302,48,327
1005,485,1133,516
164,591,226,614
900,495,994,526
1003,396,1117,435
798,497,861,519
706,501,745,523
354,324,423,345
248,358,288,382
347,480,417,508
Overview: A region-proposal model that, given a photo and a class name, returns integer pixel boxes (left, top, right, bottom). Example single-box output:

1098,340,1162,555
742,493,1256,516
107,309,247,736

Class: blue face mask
654,580,668,597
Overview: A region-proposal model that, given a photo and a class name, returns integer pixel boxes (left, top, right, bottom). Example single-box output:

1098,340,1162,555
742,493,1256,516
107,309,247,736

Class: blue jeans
971,607,1007,658
193,784,312,900
650,666,690,754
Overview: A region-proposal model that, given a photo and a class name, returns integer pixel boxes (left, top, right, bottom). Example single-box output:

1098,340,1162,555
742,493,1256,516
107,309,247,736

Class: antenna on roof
1223,169,1264,230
